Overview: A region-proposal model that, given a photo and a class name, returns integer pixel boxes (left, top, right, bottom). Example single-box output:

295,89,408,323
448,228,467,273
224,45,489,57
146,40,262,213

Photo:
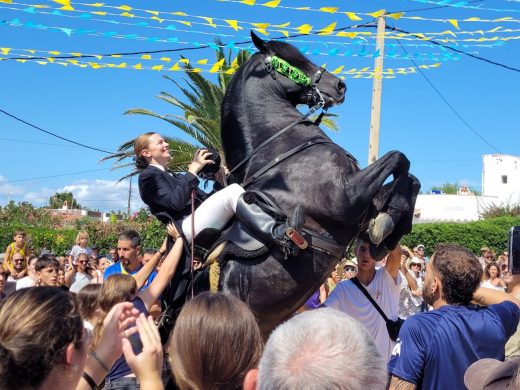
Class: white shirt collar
149,163,166,172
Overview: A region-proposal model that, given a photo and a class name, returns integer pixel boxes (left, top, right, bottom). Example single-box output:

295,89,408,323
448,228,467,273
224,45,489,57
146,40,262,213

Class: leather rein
223,56,345,258
226,56,331,188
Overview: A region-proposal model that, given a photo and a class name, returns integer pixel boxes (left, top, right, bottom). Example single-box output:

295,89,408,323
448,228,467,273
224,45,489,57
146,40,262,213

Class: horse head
250,31,346,109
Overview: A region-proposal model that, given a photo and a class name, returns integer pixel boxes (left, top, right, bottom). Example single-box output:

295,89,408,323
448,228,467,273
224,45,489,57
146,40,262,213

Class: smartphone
508,226,520,275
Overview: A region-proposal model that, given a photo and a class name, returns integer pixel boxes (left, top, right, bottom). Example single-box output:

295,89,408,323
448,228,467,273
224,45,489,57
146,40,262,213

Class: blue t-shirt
388,301,520,390
105,297,149,381
103,262,157,290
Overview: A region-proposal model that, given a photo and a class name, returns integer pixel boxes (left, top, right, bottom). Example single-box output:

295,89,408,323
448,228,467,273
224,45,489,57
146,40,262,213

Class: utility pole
368,14,386,165
127,176,132,216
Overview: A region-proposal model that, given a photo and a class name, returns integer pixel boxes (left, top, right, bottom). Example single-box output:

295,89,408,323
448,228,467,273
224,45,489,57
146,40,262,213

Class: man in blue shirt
103,230,157,290
388,243,520,390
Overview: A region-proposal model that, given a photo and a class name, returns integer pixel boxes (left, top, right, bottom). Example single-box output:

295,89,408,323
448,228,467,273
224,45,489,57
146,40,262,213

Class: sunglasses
411,263,421,267
345,267,357,272
13,259,25,262
78,260,88,264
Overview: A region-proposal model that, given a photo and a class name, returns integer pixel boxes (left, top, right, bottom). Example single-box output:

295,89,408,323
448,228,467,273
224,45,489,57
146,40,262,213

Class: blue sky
1,0,519,212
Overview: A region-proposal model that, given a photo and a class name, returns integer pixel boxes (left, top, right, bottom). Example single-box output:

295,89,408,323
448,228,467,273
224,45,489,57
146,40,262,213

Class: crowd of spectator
1,226,520,390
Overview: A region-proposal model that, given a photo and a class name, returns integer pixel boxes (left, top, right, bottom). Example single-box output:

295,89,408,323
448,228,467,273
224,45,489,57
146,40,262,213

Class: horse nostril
337,79,346,94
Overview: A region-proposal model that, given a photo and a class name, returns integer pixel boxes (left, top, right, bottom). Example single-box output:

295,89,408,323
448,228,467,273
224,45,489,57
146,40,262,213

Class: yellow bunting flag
151,65,163,71
319,7,338,13
87,3,105,7
209,58,225,73
94,55,102,60
273,22,290,27
71,52,81,57
178,21,192,27
134,63,142,70
331,65,344,74
47,57,55,63
344,12,362,21
120,12,135,18
318,22,337,35
179,58,189,64
116,5,132,11
279,30,289,37
368,9,386,18
117,63,126,68
336,31,358,39
295,24,313,35
0,0,13,3
241,0,255,5
169,62,180,71
387,12,404,20
252,22,270,29
53,0,73,11
160,57,171,62
254,28,269,36
145,10,159,16
262,0,280,8
197,59,208,64
92,11,107,15
172,12,188,16
111,54,122,58
201,17,217,28
1,48,11,55
151,16,164,23
67,59,79,65
447,19,460,29
440,30,456,37
26,49,36,54
141,54,151,60
49,51,61,55
225,20,241,31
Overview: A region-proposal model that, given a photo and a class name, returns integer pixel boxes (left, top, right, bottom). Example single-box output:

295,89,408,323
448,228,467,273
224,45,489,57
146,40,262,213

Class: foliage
481,203,520,219
0,201,61,227
400,216,520,255
428,182,481,196
48,191,82,209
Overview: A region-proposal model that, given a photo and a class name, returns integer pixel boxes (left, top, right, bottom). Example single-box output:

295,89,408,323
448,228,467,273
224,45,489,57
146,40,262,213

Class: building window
502,175,508,184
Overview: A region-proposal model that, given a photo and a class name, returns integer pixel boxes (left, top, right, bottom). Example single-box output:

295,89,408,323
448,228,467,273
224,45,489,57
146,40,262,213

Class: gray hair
257,308,387,390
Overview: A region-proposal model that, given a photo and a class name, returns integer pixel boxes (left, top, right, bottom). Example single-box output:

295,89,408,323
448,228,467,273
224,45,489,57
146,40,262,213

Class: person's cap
480,246,491,253
414,244,425,251
464,357,520,390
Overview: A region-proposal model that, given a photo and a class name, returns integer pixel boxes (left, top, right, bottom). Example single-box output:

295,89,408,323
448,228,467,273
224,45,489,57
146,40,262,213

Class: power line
0,109,114,154
394,34,503,154
386,25,520,74
3,168,112,183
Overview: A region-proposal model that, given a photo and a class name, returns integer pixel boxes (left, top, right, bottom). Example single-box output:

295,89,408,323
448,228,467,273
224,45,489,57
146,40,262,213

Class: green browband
270,56,312,86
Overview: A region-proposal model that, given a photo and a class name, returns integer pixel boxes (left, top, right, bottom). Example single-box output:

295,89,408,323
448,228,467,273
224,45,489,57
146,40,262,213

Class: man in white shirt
324,234,402,362
16,256,38,290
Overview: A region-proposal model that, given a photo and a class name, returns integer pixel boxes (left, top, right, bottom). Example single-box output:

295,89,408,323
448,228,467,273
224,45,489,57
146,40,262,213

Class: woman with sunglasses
398,253,424,319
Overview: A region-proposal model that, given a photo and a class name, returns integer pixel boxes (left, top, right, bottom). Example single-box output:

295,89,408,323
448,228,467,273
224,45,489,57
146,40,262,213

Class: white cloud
0,178,145,213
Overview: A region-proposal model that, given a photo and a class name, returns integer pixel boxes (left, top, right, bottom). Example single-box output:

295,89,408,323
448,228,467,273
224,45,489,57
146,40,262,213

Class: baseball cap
464,357,520,390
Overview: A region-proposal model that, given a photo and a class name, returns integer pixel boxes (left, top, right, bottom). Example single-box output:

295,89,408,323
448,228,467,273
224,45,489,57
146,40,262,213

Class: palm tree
102,45,250,180
104,45,339,180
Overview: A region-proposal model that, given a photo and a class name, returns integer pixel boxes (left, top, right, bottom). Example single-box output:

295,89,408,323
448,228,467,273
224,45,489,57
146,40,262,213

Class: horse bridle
227,55,329,181
265,55,327,109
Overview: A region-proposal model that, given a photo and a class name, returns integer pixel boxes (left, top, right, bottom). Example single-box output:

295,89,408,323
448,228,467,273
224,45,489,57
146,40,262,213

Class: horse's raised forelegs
343,151,419,258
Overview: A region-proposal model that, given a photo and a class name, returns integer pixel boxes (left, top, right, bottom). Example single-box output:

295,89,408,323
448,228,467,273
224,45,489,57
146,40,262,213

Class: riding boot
235,193,307,258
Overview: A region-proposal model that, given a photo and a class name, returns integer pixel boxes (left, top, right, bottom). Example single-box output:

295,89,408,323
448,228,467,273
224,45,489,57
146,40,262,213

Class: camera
198,148,221,180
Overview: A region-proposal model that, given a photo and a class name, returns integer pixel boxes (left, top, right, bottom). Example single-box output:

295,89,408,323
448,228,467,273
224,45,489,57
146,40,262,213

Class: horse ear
251,30,268,53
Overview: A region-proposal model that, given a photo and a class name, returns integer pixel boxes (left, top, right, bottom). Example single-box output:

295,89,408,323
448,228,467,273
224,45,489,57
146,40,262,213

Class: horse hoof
368,213,394,246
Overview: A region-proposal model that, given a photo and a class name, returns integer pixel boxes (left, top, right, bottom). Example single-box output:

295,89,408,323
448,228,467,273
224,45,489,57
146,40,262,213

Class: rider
134,132,305,258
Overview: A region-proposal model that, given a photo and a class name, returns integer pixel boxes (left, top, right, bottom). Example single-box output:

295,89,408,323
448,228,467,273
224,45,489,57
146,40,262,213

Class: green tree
48,192,82,209
104,45,339,179
429,182,481,195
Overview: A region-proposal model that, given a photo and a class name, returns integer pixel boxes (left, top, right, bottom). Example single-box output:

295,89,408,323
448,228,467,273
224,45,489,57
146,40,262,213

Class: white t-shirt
399,270,424,319
325,267,401,362
70,245,93,261
69,272,93,293
16,276,36,290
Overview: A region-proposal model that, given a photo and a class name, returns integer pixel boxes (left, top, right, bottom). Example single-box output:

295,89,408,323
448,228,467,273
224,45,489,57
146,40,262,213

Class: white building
413,154,520,223
482,154,520,204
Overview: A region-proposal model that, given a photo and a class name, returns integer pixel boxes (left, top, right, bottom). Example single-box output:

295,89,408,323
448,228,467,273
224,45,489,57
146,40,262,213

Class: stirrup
285,227,308,250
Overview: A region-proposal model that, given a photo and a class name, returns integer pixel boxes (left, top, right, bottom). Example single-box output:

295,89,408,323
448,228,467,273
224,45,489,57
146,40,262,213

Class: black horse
209,31,420,335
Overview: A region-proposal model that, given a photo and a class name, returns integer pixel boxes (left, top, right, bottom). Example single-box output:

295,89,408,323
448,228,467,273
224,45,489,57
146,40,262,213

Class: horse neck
222,64,305,167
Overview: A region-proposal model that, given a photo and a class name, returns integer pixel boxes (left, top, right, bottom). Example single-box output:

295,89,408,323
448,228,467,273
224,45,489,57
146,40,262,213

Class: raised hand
188,148,214,175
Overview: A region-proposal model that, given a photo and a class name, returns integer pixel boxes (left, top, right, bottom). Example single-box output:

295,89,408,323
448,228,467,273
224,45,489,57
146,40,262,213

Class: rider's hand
188,148,214,175
167,222,181,240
